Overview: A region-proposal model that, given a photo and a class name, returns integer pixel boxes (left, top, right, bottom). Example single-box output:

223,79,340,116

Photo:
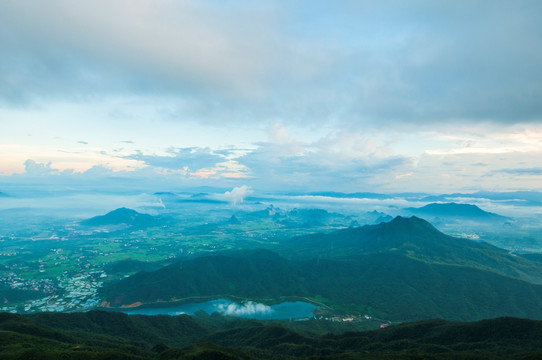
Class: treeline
1,311,542,359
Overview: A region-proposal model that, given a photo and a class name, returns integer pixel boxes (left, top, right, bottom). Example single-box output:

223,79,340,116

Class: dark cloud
1,1,541,127
237,141,411,191
495,168,542,176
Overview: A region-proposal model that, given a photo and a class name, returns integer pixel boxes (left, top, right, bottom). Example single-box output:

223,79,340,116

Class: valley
1,193,542,324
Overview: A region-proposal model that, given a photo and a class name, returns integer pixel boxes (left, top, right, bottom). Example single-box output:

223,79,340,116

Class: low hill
80,207,158,228
405,202,507,220
2,311,542,359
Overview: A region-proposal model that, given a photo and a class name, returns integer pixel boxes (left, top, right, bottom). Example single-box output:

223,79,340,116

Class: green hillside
100,250,303,307
98,217,542,321
285,216,542,284
100,249,542,322
1,311,542,359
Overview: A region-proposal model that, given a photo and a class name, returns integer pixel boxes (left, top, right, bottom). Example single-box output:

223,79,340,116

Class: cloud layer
1,1,542,193
2,1,542,127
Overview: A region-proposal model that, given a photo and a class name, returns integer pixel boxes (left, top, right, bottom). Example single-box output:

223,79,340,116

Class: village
313,307,392,328
1,272,105,313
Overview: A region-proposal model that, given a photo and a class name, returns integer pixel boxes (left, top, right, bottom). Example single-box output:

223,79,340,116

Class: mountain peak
81,208,156,227
389,215,427,224
406,202,505,219
108,207,138,216
385,215,440,232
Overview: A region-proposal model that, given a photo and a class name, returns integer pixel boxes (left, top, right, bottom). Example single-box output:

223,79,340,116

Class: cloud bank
1,1,542,127
1,1,542,194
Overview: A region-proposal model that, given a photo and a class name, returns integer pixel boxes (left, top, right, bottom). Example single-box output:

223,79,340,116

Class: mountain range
100,216,542,321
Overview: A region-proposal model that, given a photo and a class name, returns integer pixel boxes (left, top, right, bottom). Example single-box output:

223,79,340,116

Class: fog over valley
1,1,542,359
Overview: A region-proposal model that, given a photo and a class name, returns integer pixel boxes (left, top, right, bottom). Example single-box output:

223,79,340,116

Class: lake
121,299,317,320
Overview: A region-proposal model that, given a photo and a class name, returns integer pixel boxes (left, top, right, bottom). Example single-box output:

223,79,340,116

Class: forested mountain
100,226,542,321
284,216,542,284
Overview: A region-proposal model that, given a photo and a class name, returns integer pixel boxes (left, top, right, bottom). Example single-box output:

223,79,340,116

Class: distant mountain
405,202,507,220
175,192,228,204
363,210,393,224
283,208,338,227
236,207,347,228
306,191,394,200
228,215,241,225
80,207,158,228
4,311,542,359
422,191,542,206
375,214,393,223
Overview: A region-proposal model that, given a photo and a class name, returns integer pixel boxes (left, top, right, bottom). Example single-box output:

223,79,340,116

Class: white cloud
215,301,273,317
23,159,59,177
215,185,253,206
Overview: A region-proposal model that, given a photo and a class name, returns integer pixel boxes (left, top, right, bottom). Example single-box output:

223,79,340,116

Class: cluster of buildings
0,273,56,293
1,272,105,313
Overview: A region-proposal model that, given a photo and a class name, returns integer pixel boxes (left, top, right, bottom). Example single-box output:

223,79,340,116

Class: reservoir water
121,299,317,320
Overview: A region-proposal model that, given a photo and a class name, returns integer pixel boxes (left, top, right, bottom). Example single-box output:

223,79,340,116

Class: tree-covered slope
2,311,542,359
100,249,303,307
100,249,542,322
286,216,542,284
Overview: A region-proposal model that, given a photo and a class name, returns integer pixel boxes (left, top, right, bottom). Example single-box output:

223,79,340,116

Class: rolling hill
2,311,542,359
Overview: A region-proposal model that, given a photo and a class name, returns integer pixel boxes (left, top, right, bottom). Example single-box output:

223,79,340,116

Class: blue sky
1,0,542,193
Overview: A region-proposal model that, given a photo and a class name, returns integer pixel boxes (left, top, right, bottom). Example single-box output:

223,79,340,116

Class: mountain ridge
80,207,158,228
405,202,507,220
100,251,542,321
3,311,542,359
285,216,542,284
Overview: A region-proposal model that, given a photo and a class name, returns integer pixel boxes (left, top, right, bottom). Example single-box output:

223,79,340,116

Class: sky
1,0,542,194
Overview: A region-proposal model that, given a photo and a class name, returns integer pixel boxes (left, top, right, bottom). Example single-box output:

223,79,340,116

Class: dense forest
2,310,542,359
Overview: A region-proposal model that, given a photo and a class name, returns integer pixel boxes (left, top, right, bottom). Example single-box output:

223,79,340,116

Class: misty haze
1,1,542,359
